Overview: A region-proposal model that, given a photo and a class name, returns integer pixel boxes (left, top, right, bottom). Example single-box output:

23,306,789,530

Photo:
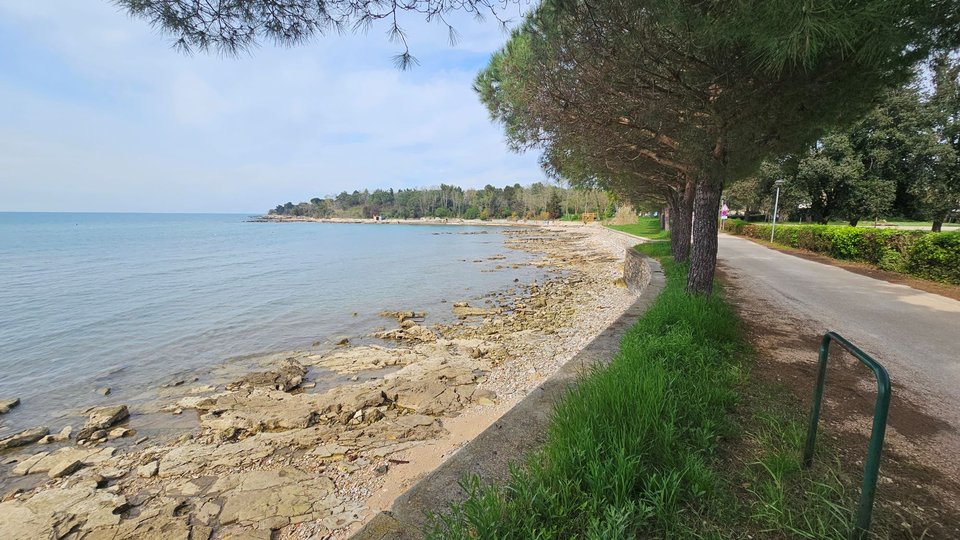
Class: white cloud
0,1,544,213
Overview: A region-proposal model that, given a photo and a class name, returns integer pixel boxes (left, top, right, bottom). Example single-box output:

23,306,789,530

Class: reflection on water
0,213,545,435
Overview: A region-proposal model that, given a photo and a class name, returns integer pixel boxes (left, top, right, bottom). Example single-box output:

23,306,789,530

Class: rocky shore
0,224,639,540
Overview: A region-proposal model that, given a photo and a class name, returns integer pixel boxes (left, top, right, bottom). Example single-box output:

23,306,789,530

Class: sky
0,2,544,213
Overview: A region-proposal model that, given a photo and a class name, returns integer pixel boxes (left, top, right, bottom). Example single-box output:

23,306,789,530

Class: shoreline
0,224,639,540
252,214,592,228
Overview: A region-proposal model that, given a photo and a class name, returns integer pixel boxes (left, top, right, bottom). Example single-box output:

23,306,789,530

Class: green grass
609,217,670,240
425,245,858,539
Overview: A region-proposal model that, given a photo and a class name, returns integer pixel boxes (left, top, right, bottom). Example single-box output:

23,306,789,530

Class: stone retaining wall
352,251,664,540
624,246,653,294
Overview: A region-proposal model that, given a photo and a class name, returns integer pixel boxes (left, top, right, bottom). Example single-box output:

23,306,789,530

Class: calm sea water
0,213,542,434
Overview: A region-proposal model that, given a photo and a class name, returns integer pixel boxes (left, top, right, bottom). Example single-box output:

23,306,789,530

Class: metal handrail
803,331,891,540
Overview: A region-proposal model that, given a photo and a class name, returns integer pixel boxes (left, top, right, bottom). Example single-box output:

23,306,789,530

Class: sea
0,213,544,436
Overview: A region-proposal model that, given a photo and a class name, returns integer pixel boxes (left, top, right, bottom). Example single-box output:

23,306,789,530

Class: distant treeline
268,183,619,220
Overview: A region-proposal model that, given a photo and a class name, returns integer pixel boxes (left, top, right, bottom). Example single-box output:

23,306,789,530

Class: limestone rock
13,446,115,476
228,359,306,392
0,485,127,539
0,398,20,414
0,426,49,450
55,426,72,442
137,460,159,478
198,389,321,439
47,459,82,479
100,466,127,480
77,405,128,440
211,467,339,529
107,427,132,440
10,451,50,476
453,305,500,318
373,324,437,343
159,438,274,478
96,387,111,396
472,388,498,406
306,345,419,374
379,310,426,323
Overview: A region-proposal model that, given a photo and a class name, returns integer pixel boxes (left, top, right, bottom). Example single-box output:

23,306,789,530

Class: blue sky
0,2,544,213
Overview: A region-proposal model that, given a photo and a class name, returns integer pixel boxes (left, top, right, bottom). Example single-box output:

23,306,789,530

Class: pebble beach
0,223,641,540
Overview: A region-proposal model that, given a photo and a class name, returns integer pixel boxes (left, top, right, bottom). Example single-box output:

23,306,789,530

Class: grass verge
426,241,863,539
608,217,670,240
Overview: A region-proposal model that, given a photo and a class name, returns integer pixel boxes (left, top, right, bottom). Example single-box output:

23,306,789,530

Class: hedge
725,220,960,285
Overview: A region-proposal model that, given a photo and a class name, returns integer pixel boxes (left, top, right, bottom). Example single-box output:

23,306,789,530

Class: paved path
717,234,960,475
717,234,959,403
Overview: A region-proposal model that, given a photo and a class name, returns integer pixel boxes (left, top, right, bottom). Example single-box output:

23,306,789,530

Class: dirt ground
718,266,960,539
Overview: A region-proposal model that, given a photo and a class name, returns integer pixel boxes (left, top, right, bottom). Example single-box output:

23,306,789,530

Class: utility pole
771,179,785,242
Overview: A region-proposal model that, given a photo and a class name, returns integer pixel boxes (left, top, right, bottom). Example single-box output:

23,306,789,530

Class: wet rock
336,337,350,346
77,405,129,441
172,391,216,410
96,387,111,396
108,427,133,440
228,358,306,392
55,426,72,442
0,426,49,450
379,310,426,323
0,398,20,414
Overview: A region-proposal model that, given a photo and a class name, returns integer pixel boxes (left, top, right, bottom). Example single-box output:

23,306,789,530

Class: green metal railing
803,331,891,540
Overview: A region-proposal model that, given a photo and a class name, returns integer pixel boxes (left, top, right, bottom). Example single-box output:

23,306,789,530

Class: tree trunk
661,206,669,231
686,177,723,295
932,214,945,232
672,176,695,263
849,218,860,227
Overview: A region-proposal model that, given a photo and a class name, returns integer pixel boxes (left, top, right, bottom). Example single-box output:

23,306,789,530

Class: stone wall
623,247,653,294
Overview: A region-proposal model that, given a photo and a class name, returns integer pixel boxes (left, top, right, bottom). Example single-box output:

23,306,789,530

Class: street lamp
771,179,785,242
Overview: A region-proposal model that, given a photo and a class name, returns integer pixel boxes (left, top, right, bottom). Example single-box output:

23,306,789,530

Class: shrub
725,222,960,285
906,232,960,284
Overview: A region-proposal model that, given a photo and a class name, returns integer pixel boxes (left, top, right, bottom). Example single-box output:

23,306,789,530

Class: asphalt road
716,233,960,428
